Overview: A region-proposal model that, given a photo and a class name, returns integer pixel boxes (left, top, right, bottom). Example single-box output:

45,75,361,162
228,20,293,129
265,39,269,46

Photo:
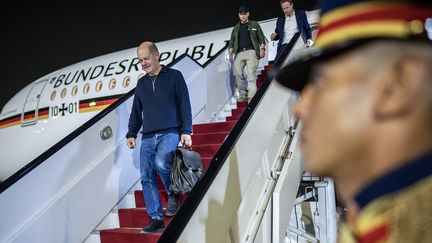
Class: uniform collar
355,151,432,209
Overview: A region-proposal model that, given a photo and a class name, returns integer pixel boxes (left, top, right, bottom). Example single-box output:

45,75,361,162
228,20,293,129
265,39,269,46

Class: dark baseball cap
238,5,249,13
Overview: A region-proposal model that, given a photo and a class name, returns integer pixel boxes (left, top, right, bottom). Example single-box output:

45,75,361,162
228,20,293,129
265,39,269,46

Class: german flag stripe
0,107,49,129
39,109,49,117
79,98,118,109
0,115,20,126
80,94,124,104
79,105,110,113
38,114,49,120
0,120,20,129
22,108,49,120
78,94,124,113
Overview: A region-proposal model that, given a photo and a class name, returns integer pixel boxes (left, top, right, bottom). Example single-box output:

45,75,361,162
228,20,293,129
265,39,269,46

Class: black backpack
170,147,203,194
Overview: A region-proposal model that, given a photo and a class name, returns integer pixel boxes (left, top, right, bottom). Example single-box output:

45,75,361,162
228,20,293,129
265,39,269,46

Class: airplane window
61,88,67,99
83,83,90,94
96,81,103,92
71,86,78,96
109,78,116,90
50,90,56,101
123,76,131,88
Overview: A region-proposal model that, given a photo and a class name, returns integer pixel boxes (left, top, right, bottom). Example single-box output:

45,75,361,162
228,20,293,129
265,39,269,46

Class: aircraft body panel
0,12,318,183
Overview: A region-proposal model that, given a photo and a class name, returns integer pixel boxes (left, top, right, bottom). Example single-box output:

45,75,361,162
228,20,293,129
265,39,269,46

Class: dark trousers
274,43,289,64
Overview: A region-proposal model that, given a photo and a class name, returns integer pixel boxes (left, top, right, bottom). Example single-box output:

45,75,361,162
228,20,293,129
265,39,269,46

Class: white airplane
0,17,299,183
0,11,334,243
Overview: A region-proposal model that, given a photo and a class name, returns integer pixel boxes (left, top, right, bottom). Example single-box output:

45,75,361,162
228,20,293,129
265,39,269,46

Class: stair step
231,107,246,116
265,64,273,70
192,132,228,145
193,121,236,133
226,115,241,121
134,190,187,208
202,156,213,169
192,144,221,157
100,228,161,243
118,208,173,228
236,102,248,108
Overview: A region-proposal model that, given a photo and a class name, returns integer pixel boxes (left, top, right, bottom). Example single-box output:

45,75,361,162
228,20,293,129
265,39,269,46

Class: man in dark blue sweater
126,41,192,233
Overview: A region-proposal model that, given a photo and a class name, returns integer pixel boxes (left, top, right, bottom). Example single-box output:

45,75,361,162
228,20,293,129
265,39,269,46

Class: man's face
238,12,249,23
137,47,160,75
281,2,294,16
294,51,374,177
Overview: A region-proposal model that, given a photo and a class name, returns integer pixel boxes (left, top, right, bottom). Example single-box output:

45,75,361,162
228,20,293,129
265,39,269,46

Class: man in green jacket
228,5,266,101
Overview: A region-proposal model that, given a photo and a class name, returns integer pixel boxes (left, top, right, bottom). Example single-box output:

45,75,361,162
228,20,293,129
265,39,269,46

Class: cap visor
276,39,369,91
275,47,319,92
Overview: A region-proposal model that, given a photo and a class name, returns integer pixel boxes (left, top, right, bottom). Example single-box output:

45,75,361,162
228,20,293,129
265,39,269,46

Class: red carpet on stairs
99,64,272,243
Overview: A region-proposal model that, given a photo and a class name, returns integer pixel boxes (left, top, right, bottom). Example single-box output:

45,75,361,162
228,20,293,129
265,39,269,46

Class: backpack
170,147,203,194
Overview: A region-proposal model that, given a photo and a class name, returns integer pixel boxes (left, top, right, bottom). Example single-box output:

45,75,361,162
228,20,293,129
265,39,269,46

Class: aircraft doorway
21,80,48,126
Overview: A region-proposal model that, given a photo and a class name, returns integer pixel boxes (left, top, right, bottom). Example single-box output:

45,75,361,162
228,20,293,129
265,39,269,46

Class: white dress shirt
282,12,298,45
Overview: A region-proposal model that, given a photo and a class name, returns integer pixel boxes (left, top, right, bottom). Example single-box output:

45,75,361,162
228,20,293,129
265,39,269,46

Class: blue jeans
140,133,180,219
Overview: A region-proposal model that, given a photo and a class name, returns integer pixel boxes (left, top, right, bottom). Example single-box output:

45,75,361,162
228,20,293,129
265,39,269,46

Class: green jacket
229,20,266,58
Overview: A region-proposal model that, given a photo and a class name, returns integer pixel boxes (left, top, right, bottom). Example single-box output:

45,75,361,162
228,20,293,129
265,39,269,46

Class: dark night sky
0,1,318,110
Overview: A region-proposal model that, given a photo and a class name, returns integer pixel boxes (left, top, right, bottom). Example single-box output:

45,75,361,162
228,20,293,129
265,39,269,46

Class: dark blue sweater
126,66,192,139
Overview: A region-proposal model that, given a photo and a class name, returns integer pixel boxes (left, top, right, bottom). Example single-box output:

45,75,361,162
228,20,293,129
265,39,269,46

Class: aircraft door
21,79,48,126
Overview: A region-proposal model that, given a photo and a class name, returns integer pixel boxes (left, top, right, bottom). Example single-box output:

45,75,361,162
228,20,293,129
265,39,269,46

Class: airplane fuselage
0,17,295,182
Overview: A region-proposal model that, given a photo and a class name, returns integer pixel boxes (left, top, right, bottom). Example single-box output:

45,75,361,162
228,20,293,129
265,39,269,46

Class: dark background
0,1,319,111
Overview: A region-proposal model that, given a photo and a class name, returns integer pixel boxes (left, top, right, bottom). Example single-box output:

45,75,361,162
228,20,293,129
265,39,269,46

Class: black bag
170,147,203,194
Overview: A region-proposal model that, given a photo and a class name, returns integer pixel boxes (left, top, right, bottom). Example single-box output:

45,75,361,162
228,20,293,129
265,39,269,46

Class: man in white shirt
271,0,313,63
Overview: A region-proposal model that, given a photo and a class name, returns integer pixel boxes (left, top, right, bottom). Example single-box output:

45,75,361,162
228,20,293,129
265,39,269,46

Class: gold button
409,20,424,35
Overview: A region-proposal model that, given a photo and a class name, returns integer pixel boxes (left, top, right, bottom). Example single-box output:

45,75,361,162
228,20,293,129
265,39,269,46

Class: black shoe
141,218,164,233
165,193,180,217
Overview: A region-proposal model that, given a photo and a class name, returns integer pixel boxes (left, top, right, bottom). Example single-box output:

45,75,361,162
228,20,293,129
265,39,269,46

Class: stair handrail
158,32,302,243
